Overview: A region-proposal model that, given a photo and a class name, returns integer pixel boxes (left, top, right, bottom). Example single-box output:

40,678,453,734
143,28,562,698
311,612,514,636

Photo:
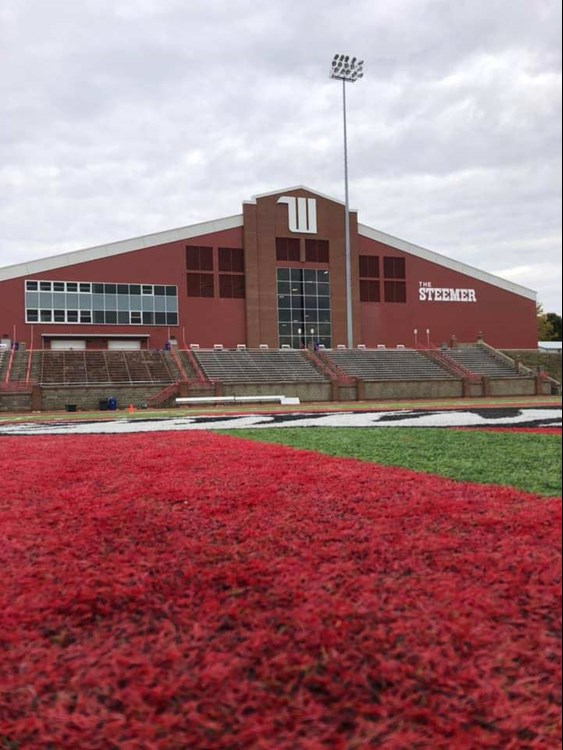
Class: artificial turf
1,431,561,749
220,428,562,497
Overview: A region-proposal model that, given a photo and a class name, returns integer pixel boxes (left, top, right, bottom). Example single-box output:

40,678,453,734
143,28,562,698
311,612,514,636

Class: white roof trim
359,223,537,301
244,185,357,211
0,214,243,282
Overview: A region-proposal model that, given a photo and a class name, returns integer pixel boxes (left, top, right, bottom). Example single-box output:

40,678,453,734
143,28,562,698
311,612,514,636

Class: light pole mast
331,54,364,349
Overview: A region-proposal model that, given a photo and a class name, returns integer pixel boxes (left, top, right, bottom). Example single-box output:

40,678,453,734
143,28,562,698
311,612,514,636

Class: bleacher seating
325,349,456,380
441,348,522,377
38,351,177,385
0,349,8,381
195,350,328,384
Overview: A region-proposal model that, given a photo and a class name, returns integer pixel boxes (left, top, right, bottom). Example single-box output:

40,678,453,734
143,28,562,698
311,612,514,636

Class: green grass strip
219,428,562,498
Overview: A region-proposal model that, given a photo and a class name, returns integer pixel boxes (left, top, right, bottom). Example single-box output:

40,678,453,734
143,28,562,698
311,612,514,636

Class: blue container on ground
107,396,117,411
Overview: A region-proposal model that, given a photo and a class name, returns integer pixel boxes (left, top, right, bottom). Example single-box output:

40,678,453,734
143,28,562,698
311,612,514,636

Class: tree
537,304,555,341
546,313,562,341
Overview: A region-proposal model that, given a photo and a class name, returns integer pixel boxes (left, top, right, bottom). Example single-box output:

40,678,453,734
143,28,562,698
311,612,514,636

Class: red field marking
0,432,561,749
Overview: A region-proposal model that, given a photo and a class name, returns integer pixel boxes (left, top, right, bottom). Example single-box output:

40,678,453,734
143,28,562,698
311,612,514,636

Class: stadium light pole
331,53,364,349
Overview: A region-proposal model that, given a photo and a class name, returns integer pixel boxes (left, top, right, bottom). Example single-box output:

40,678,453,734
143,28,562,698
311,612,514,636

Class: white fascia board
359,224,537,301
0,214,244,282
244,185,357,211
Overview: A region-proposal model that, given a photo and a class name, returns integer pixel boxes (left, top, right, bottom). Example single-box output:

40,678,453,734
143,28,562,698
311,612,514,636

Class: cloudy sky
1,0,561,312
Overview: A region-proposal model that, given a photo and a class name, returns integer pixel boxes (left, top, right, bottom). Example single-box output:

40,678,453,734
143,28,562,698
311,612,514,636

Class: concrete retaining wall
488,378,537,397
222,382,332,402
363,380,464,401
40,385,168,412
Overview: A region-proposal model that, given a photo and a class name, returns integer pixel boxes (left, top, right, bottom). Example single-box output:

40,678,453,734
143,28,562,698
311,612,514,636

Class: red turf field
0,432,561,749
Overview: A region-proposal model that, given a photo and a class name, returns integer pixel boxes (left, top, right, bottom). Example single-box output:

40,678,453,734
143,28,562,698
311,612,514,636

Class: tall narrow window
383,256,407,303
359,255,380,302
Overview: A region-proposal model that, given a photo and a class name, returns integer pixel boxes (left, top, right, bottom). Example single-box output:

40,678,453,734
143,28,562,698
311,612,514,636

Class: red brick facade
0,187,537,351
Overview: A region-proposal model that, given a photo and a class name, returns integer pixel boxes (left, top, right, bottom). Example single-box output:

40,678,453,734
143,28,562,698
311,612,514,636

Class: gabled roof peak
244,185,356,210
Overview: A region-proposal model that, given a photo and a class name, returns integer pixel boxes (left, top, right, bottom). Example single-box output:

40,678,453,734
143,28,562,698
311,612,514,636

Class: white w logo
277,197,318,234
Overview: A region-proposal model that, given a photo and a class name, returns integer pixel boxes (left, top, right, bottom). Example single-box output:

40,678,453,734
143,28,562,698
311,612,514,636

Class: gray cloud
1,0,561,312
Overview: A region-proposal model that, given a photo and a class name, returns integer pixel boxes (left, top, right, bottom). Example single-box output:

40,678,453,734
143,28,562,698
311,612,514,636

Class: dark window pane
118,311,129,324
104,284,116,294
105,311,117,324
360,279,381,303
360,255,380,279
232,276,245,298
290,268,303,283
384,257,406,279
26,281,38,291
131,312,142,324
66,283,78,292
276,237,300,262
166,286,176,296
26,309,39,321
395,281,407,302
384,280,407,303
218,247,243,273
166,313,178,326
154,285,165,296
93,284,104,294
54,310,65,322
186,246,200,270
219,275,232,298
94,311,104,324
155,312,166,325
129,285,141,295
306,239,329,263
187,246,213,271
67,310,79,322
117,284,128,295
200,249,213,271
79,283,91,293
142,285,153,295
187,273,214,298
142,312,154,324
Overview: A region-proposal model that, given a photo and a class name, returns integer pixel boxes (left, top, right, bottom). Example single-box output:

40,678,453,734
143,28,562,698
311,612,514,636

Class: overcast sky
1,0,561,312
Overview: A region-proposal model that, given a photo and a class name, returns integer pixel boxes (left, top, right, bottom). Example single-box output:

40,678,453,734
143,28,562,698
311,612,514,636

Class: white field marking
0,409,560,436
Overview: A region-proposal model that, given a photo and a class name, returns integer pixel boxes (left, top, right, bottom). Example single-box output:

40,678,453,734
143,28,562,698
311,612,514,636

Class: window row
25,293,178,313
360,280,407,304
278,268,330,283
276,238,330,264
186,273,246,299
186,246,245,273
359,256,406,280
25,280,177,296
25,309,178,326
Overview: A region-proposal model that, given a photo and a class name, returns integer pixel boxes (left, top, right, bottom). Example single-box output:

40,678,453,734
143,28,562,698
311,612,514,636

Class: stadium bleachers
38,350,177,385
325,348,457,380
441,348,522,377
194,350,329,384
